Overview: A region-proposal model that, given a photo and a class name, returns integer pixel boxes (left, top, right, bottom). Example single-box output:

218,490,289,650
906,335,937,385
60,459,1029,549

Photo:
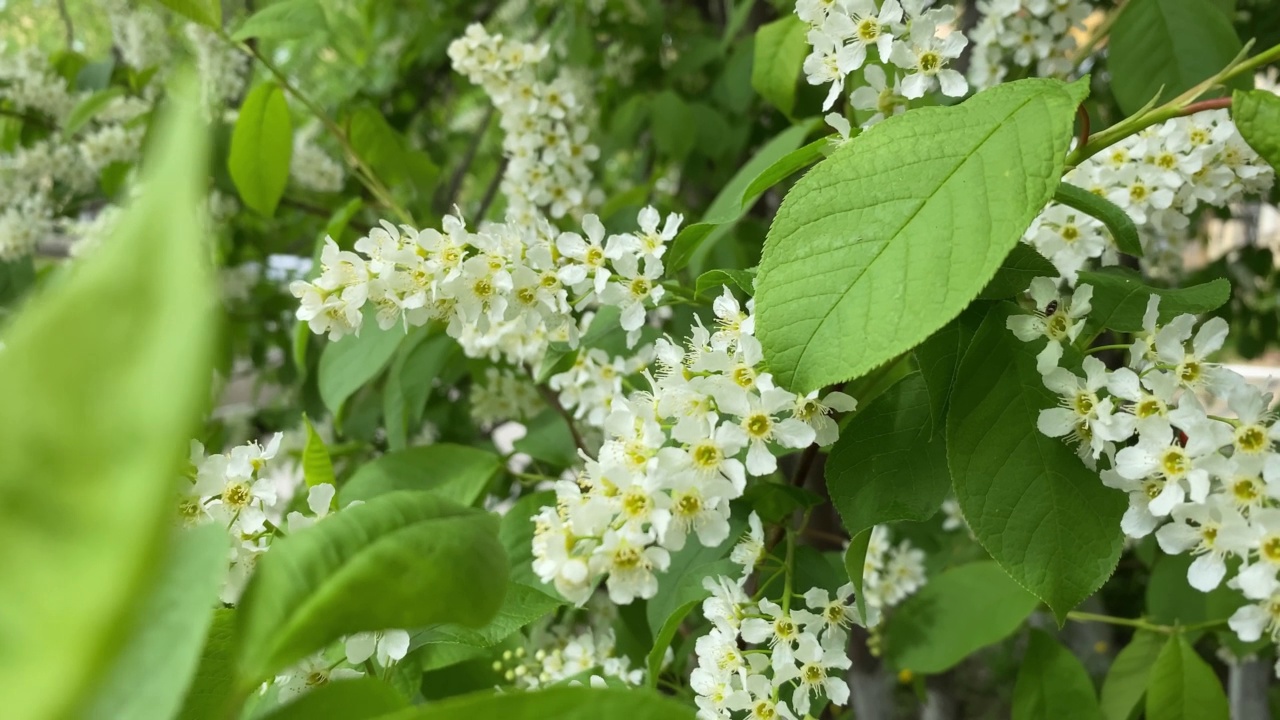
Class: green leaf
1013,630,1102,720
376,686,695,720
696,268,757,298
512,410,579,469
883,561,1039,674
977,244,1059,300
339,444,501,508
301,415,336,488
499,491,555,588
1145,553,1240,628
0,76,214,720
63,87,125,137
1078,268,1231,338
1100,631,1165,720
913,307,983,429
650,91,697,161
176,609,238,720
947,304,1125,620
669,122,815,274
755,78,1088,393
647,601,697,687
347,106,439,200
229,82,292,217
234,491,508,688
83,525,228,720
843,529,872,625
259,678,407,720
751,16,808,116
318,313,405,414
153,0,221,27
646,516,746,636
1145,634,1229,720
1052,182,1143,257
232,0,326,42
413,583,563,649
1233,89,1280,173
1108,0,1245,115
740,138,828,207
826,373,949,538
384,332,456,450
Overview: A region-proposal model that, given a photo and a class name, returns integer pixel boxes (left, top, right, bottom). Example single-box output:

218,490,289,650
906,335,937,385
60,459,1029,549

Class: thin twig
55,0,74,47
1178,97,1233,116
440,105,494,214
476,157,508,222
536,383,589,453
792,443,820,489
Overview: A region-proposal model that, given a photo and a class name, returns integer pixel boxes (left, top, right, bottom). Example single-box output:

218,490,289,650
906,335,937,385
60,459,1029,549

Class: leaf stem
1084,343,1131,355
1065,610,1174,633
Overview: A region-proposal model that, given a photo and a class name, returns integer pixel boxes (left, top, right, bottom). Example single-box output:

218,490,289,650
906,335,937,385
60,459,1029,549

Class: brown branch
1178,97,1233,117
476,157,508,222
1075,104,1091,150
440,105,494,214
536,383,589,453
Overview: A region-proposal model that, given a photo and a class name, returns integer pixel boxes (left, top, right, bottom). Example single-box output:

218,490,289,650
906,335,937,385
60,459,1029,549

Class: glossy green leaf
318,312,405,414
1013,630,1102,720
154,0,221,27
883,561,1039,674
234,491,508,688
755,78,1087,392
1053,182,1143,257
669,122,814,274
913,306,983,430
339,444,501,508
301,415,336,488
413,583,563,648
259,678,407,720
751,15,808,116
977,244,1059,300
229,82,292,216
826,373,949,538
740,138,828,206
384,331,456,450
1100,631,1165,720
1145,634,1229,720
843,529,872,624
232,0,326,42
376,686,695,720
83,525,228,720
1233,89,1280,172
696,268,757,298
645,515,745,637
1109,0,1244,115
0,78,214,720
499,491,554,588
1078,268,1231,338
948,304,1125,620
647,601,697,687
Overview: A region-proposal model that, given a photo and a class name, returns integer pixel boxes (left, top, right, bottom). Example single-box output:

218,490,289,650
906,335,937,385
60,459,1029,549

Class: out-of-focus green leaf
232,0,327,42
154,0,221,27
1145,634,1229,720
1232,89,1280,172
258,678,407,720
752,15,808,116
0,77,215,720
376,686,695,720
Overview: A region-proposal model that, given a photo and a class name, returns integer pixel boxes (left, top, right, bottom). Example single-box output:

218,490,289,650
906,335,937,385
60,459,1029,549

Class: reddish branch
1178,97,1233,117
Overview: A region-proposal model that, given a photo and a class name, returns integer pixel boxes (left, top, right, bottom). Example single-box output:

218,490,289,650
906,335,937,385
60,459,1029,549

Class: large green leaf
318,311,405,414
826,373,950,538
755,78,1087,393
377,686,695,720
83,525,228,720
1233,89,1280,173
1108,0,1244,115
338,444,501,508
1012,630,1102,720
1078,268,1230,339
258,679,407,720
232,0,327,42
499,491,555,588
0,80,214,720
229,82,293,216
913,306,984,429
1100,631,1165,720
883,561,1039,674
234,491,508,689
176,610,238,720
384,332,456,450
947,304,1125,621
977,244,1059,300
1145,635,1229,720
751,15,808,116
154,0,221,27
412,583,563,648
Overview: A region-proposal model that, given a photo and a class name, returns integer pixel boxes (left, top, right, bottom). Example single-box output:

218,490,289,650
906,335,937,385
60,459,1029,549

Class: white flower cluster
967,0,1094,91
290,206,679,368
494,608,644,689
185,23,250,116
182,434,337,603
797,0,969,135
448,23,601,222
692,574,854,719
104,0,172,74
550,342,657,430
471,366,544,427
531,292,857,605
1013,283,1280,674
290,124,346,194
1025,110,1275,281
0,49,79,122
859,524,927,623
